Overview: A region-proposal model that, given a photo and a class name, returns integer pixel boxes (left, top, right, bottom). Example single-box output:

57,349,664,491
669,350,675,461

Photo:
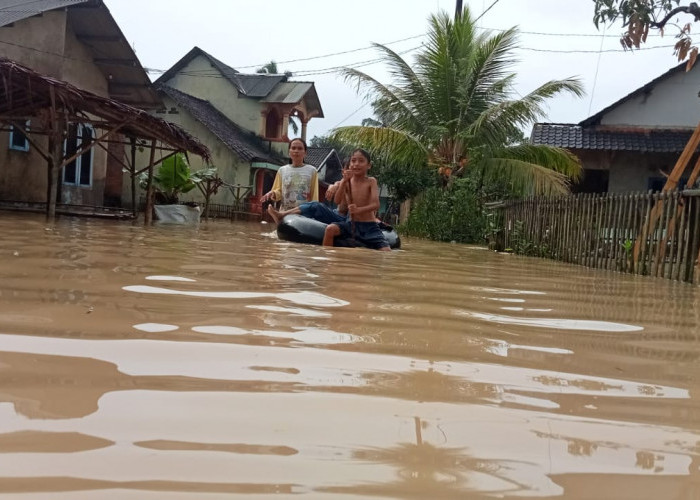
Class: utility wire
588,24,607,115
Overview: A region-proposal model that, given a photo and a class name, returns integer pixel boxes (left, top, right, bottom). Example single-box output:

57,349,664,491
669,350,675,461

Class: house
0,0,177,210
531,62,700,193
134,47,328,213
304,146,343,196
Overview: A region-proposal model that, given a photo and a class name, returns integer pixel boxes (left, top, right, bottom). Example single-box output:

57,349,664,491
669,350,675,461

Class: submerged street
0,212,698,498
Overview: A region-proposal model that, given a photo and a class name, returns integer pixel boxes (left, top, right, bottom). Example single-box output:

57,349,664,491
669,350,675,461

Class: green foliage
330,7,584,198
507,219,551,257
374,159,436,203
400,178,485,243
139,154,217,204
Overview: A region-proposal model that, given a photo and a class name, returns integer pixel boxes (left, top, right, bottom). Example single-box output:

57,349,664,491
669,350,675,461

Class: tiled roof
0,0,87,27
304,147,334,167
305,147,342,185
158,85,282,164
531,123,694,153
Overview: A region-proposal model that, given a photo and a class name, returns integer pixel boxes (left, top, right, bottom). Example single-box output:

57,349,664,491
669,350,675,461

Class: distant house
137,46,329,213
304,147,343,193
0,0,164,208
531,62,700,193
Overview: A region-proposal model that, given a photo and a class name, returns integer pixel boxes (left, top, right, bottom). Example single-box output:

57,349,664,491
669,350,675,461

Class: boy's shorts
335,220,389,250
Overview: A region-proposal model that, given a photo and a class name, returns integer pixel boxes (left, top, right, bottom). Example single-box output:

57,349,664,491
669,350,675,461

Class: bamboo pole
635,121,700,262
636,192,654,275
665,191,680,278
691,199,700,282
672,194,688,281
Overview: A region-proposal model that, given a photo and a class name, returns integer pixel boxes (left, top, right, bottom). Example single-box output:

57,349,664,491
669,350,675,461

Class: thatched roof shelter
0,57,211,220
0,57,210,160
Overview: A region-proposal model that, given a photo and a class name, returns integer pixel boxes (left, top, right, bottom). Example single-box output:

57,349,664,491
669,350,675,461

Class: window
63,123,94,187
9,121,30,151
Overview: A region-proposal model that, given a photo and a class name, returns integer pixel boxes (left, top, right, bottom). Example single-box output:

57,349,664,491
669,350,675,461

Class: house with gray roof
531,62,700,193
0,0,162,208
148,46,327,214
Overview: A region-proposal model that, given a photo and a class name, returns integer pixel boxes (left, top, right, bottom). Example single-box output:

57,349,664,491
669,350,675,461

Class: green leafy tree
593,1,700,67
331,7,584,198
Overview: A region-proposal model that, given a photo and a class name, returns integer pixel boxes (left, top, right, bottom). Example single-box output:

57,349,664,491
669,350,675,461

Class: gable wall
123,95,251,208
0,11,68,77
164,56,263,135
600,67,700,128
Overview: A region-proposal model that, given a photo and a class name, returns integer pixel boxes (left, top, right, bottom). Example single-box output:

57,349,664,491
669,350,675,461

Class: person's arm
348,178,380,216
308,169,319,201
333,170,352,205
325,180,342,201
262,171,282,202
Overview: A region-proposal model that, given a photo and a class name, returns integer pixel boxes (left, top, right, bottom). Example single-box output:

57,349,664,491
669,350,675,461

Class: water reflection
1,213,700,498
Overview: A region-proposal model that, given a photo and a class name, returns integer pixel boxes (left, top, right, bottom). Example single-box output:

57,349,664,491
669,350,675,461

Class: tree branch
651,2,700,29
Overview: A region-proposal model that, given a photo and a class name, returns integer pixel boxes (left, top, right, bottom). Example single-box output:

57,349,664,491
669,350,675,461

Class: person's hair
341,158,350,170
288,137,307,151
351,148,371,163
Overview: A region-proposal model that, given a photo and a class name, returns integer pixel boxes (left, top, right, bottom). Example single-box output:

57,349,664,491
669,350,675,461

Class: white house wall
164,56,263,135
600,66,700,128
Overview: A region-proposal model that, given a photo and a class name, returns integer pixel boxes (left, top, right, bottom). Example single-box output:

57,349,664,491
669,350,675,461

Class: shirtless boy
323,148,391,251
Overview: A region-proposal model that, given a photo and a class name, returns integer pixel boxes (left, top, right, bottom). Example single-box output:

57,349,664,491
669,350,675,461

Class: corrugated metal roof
233,74,286,98
0,0,88,27
531,123,695,153
262,82,312,104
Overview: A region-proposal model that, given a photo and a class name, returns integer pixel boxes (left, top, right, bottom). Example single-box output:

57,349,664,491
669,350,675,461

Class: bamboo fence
495,190,700,283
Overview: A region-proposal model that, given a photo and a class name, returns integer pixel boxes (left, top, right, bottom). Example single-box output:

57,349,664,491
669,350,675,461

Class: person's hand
261,191,272,202
342,169,353,180
348,203,357,216
325,185,336,201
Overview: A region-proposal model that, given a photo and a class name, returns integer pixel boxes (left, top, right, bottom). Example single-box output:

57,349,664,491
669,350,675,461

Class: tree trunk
455,0,463,19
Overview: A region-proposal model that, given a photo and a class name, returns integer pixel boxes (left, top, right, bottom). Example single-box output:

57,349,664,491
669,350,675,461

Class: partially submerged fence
495,190,700,283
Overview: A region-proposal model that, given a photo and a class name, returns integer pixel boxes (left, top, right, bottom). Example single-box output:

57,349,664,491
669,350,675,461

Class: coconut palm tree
332,7,585,196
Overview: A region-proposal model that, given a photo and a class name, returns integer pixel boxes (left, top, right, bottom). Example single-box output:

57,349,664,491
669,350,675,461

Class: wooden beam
634,121,700,265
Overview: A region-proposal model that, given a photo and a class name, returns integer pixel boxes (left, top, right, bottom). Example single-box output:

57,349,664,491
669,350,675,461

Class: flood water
0,212,699,499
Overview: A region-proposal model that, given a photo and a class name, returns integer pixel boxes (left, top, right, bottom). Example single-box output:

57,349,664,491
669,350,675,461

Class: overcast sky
104,0,687,141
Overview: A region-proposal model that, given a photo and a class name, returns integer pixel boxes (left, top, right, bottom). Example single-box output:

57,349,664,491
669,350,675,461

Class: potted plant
139,153,217,224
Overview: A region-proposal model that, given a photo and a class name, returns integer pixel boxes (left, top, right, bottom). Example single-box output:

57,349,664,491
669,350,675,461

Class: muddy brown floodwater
0,212,699,499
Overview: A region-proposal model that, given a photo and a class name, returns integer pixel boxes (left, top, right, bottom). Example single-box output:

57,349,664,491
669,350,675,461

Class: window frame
62,123,94,188
9,120,30,152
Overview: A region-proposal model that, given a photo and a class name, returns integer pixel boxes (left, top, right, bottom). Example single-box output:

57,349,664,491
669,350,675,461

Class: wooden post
130,137,137,217
635,120,700,263
144,139,156,225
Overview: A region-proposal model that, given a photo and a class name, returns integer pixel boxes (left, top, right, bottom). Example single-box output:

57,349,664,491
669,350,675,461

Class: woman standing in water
261,138,319,216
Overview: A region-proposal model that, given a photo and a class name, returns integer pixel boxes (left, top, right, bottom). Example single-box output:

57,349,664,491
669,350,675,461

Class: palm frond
480,143,582,196
329,126,428,170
